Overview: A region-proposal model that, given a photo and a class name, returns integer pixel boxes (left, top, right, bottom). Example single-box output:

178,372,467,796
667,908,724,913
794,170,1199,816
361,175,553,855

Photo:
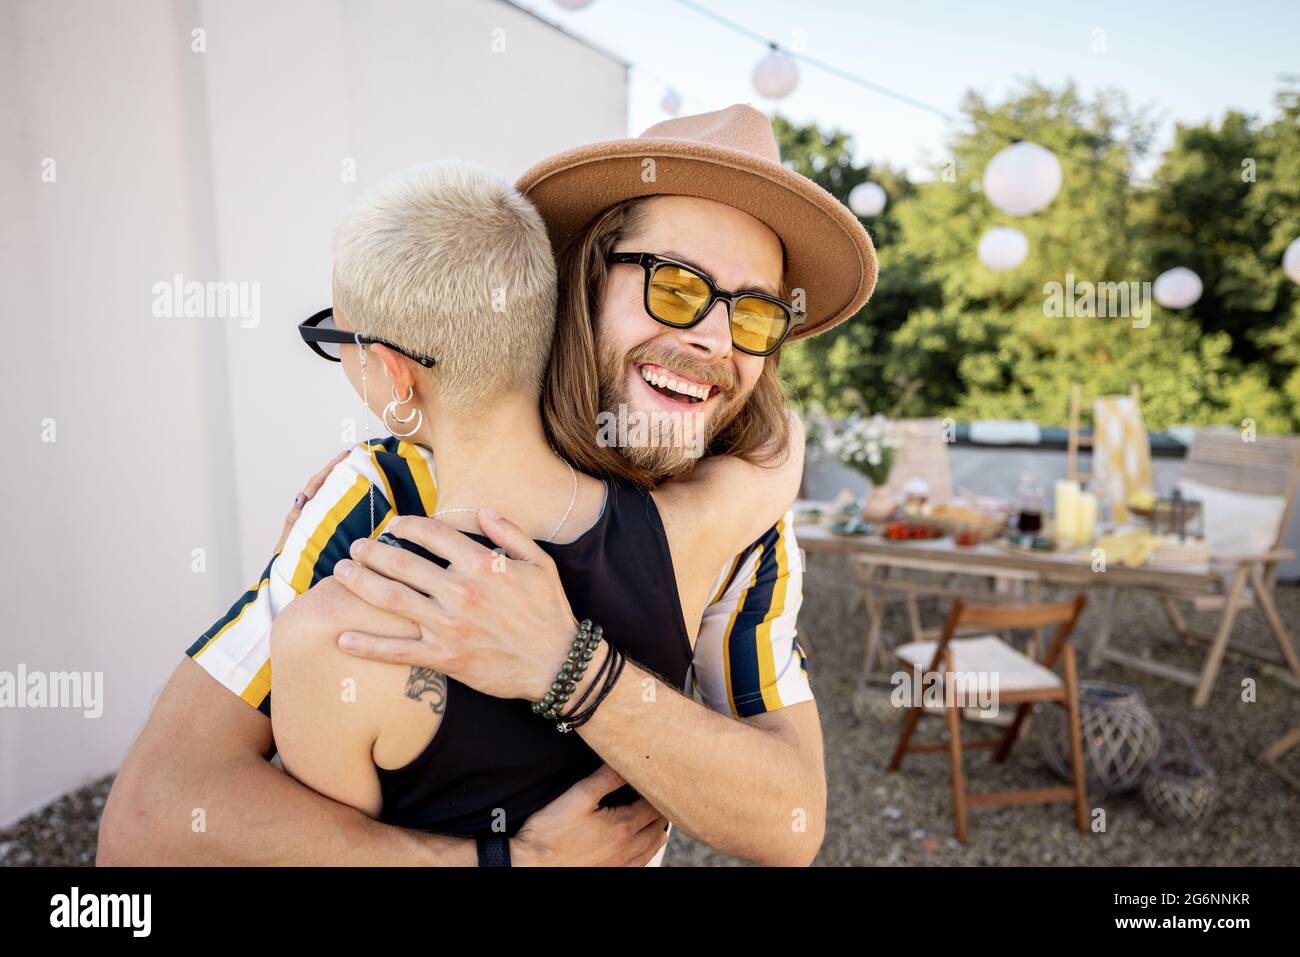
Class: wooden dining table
797,522,1223,696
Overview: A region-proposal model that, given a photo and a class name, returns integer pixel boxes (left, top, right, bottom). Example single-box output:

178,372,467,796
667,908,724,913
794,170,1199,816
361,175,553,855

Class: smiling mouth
636,363,717,405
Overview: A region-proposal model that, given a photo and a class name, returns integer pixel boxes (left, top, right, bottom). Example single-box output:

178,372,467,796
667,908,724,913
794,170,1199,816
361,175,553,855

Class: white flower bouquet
819,412,904,487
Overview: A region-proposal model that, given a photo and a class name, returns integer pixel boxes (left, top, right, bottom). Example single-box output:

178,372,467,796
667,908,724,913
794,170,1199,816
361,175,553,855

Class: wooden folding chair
888,595,1090,843
885,417,954,503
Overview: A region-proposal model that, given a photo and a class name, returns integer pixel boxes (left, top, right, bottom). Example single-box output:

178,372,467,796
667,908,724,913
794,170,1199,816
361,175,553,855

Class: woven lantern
1037,681,1161,795
1141,722,1218,828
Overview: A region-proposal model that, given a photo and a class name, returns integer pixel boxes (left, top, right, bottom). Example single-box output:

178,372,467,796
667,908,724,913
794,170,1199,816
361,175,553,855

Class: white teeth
640,366,709,401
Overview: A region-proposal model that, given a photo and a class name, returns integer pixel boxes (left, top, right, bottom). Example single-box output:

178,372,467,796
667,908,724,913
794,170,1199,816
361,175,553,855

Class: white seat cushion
895,635,1061,693
1178,477,1286,557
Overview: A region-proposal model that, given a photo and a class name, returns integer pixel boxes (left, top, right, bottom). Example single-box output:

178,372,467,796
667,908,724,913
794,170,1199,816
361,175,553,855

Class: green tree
771,115,939,417
775,81,1299,433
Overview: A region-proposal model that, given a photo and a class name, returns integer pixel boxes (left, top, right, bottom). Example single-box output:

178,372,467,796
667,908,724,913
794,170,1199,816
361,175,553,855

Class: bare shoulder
269,577,440,772
270,579,416,733
275,576,419,647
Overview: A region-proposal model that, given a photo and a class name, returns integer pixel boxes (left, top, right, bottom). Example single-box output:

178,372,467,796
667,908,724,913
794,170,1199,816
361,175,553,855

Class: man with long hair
99,105,876,866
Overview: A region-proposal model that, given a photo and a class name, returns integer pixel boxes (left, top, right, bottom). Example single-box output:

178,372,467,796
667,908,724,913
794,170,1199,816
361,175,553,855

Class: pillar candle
1077,491,1098,545
1054,479,1080,547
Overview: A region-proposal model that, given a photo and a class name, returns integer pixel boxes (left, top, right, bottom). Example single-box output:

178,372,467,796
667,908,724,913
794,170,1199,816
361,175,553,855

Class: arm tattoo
404,668,447,714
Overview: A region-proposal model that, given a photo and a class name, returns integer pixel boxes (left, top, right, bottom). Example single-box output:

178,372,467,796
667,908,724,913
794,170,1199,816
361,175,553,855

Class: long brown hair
542,198,792,489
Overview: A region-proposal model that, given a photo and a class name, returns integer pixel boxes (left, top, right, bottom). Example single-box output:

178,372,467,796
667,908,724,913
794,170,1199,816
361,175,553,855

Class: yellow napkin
1095,529,1160,567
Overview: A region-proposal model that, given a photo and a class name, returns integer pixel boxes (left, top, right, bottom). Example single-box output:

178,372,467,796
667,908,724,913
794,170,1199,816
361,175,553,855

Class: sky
514,0,1299,179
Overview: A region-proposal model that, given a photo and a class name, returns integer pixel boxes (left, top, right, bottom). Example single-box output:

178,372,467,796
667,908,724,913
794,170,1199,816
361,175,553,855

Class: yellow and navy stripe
186,438,438,716
368,436,437,519
288,473,392,593
719,521,803,717
187,554,276,661
285,437,437,593
186,554,279,716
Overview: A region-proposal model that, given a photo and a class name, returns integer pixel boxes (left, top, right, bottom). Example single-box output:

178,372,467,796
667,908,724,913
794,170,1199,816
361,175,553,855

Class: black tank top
375,478,693,837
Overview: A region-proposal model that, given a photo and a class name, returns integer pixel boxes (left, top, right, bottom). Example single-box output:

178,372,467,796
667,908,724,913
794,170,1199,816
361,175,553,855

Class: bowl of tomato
882,520,945,541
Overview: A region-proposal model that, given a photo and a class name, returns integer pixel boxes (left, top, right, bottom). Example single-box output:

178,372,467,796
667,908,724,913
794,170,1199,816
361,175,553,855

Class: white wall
0,0,627,827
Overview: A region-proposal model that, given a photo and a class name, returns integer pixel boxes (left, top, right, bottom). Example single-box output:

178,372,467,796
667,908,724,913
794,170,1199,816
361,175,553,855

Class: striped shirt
186,436,812,719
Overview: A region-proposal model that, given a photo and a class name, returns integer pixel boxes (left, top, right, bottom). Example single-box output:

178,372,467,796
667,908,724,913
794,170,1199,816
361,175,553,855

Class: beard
595,334,748,480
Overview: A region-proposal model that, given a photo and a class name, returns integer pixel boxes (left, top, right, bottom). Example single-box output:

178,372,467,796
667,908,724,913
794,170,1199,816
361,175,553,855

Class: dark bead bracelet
559,643,625,732
531,619,603,721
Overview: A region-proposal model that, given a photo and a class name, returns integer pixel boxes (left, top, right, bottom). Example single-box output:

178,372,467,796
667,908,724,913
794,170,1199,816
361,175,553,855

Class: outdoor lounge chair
1086,429,1300,707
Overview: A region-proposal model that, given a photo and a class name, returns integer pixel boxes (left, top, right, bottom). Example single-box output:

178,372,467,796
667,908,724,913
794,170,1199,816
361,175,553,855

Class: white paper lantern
660,89,682,116
1283,238,1300,285
753,47,798,100
1153,267,1203,309
849,182,887,217
552,0,595,10
978,226,1029,271
983,141,1062,217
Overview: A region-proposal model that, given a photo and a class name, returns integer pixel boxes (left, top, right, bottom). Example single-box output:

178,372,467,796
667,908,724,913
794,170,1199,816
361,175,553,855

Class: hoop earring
383,385,423,438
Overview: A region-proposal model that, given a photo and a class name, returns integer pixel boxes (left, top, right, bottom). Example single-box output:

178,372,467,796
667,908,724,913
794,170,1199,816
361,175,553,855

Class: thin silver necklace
434,451,578,544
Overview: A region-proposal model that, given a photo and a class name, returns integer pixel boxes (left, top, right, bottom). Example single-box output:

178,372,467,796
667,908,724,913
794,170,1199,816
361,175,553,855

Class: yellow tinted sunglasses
607,251,803,356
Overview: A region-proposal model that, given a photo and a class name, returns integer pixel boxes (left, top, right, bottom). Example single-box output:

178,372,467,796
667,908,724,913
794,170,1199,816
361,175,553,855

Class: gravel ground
4,557,1298,867
666,555,1300,866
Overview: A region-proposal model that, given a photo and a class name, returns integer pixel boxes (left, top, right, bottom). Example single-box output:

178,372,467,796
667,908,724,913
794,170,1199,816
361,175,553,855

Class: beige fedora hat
515,103,877,342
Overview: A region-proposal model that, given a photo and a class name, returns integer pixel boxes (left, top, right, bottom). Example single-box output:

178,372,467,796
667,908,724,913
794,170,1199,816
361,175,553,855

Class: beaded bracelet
559,644,625,732
532,619,603,721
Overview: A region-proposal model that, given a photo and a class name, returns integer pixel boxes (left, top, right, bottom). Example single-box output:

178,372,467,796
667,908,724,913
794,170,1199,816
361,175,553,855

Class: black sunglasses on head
298,308,437,368
607,251,805,357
